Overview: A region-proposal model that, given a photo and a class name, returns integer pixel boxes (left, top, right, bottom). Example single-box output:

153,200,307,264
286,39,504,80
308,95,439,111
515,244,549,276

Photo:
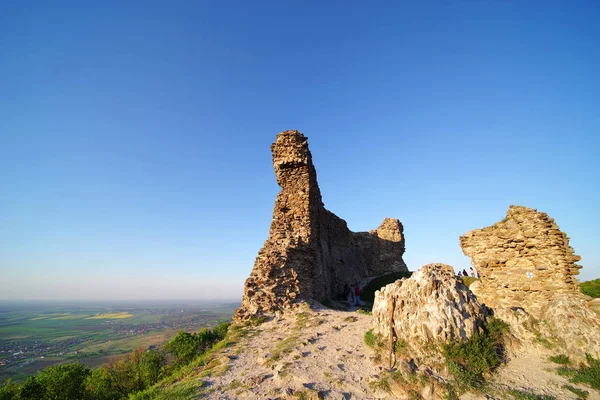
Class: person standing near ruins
355,284,361,306
470,267,475,277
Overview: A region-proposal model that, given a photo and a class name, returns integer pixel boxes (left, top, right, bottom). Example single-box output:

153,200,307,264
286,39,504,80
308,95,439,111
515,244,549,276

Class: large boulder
372,263,487,361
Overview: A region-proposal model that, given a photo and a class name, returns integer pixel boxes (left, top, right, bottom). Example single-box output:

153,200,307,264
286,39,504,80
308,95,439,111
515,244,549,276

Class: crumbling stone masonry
233,130,407,322
460,205,583,317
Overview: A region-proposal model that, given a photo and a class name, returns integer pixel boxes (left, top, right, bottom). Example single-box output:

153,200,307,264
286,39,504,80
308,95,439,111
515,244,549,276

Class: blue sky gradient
1,1,599,300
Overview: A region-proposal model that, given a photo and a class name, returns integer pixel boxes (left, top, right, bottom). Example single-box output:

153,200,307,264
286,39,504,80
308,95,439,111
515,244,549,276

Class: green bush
18,376,45,400
442,318,508,391
361,271,413,304
364,329,377,348
580,279,600,298
36,362,91,400
549,354,571,365
164,322,229,365
0,380,19,400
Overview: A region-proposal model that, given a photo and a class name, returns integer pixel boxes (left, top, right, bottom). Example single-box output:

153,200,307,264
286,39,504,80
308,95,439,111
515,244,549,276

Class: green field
0,301,238,383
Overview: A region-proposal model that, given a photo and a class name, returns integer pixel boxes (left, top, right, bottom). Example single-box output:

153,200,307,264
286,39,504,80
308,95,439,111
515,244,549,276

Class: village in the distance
0,300,238,384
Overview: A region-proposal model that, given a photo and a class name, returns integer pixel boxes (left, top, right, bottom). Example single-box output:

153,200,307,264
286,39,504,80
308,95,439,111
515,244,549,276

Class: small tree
85,366,121,400
37,362,90,400
0,379,20,400
18,376,46,400
164,331,198,364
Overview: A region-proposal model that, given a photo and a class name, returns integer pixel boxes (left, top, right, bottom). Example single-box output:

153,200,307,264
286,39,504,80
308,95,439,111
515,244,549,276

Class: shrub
364,329,377,348
0,380,19,400
36,362,91,400
580,279,600,298
549,354,571,365
442,318,508,391
165,322,230,365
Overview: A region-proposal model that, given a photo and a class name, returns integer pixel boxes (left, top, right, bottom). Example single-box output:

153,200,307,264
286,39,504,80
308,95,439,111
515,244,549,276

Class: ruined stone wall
460,205,600,361
234,131,407,322
460,205,583,317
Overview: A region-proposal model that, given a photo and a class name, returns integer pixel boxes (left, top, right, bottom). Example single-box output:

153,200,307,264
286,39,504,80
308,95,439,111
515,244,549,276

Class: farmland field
0,300,238,383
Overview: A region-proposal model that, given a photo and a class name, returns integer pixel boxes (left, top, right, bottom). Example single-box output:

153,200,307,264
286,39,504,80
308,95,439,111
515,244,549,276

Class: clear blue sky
1,1,599,300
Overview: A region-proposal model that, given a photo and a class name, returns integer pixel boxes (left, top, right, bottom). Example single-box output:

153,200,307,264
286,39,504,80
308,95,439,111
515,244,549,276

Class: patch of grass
394,339,408,355
533,334,554,349
269,335,298,363
361,272,413,303
442,317,509,391
344,316,358,323
549,354,571,365
570,354,600,389
506,389,555,400
224,379,242,391
461,276,478,288
245,315,269,326
356,308,372,315
557,366,577,378
368,376,392,393
563,384,589,399
364,329,376,348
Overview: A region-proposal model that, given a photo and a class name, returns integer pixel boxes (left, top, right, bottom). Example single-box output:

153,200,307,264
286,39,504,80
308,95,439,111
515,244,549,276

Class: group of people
343,283,362,306
460,267,478,278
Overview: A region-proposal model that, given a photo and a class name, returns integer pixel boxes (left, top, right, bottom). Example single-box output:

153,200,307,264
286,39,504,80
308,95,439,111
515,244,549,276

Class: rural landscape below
0,301,238,384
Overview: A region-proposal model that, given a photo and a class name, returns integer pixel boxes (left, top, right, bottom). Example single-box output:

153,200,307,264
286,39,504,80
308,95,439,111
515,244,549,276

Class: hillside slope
146,303,599,399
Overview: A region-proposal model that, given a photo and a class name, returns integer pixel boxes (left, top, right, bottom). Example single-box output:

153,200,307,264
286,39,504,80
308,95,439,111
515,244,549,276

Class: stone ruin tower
233,130,407,322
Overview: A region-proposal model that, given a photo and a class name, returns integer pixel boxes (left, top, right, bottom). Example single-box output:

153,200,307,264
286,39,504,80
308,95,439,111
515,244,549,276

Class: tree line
0,322,229,400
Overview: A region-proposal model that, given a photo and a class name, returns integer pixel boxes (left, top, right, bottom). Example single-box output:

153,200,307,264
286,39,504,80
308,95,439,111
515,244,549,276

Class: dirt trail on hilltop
197,305,598,399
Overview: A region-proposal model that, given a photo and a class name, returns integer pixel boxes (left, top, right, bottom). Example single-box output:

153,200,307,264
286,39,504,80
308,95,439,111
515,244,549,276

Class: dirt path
196,304,599,399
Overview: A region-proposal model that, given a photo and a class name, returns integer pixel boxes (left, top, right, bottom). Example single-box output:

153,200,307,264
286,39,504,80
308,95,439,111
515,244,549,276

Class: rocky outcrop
372,263,487,361
460,205,583,317
234,130,407,322
461,205,600,361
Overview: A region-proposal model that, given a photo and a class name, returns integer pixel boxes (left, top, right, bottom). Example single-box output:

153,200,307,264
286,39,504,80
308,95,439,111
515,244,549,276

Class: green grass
269,335,298,363
368,376,392,393
554,354,600,390
130,379,204,400
549,354,571,365
506,389,556,400
442,318,509,391
361,271,413,303
570,354,600,389
461,276,478,288
562,384,589,399
364,329,377,348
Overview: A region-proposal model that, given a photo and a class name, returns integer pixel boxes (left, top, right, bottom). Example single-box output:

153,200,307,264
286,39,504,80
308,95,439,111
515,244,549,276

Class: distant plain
0,300,238,383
